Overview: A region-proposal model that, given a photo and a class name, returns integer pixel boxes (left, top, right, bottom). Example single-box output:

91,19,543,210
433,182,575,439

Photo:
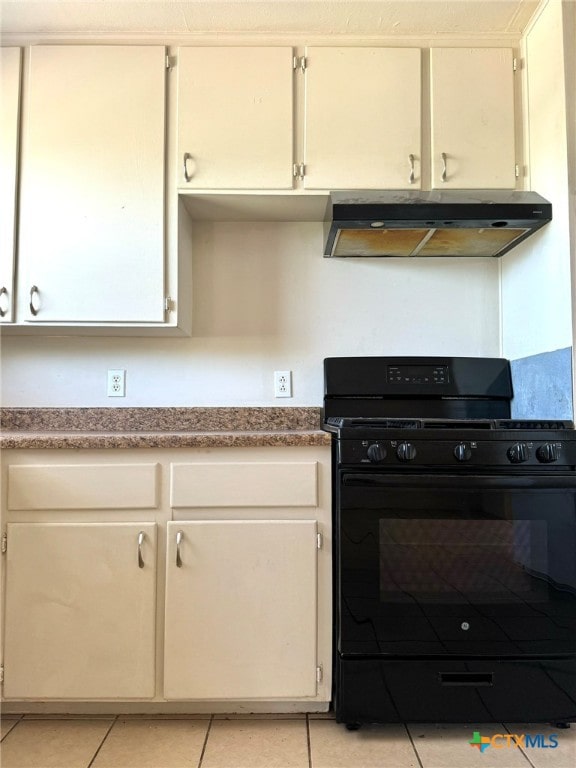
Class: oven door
338,472,576,658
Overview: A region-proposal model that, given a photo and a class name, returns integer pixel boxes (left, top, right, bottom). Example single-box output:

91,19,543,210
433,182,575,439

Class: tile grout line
305,714,312,768
502,722,538,768
197,714,214,768
86,714,118,768
0,713,24,742
403,723,425,768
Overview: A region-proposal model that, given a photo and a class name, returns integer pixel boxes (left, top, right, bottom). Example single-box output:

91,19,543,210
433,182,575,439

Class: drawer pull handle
439,672,493,687
409,154,415,184
176,530,183,567
441,152,448,182
137,531,145,568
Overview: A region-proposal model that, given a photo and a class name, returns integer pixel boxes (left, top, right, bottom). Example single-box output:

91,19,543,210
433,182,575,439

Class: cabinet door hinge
316,532,323,550
293,163,305,180
166,55,176,70
164,296,174,313
1,532,6,554
293,56,307,73
513,57,519,72
515,164,520,179
316,665,323,683
0,664,4,683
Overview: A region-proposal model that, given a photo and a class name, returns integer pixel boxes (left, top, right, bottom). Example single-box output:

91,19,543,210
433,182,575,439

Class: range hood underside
329,225,531,258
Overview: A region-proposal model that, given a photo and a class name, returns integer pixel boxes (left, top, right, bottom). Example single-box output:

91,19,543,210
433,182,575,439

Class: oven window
339,480,576,656
379,519,548,604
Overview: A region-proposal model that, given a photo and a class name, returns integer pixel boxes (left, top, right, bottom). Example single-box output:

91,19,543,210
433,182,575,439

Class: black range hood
324,190,552,258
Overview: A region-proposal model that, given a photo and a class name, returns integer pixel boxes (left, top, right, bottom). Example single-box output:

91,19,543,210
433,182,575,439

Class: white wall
501,0,572,360
0,221,500,406
564,0,576,382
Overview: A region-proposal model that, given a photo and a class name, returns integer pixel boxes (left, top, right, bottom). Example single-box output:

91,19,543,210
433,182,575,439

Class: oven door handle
341,473,576,490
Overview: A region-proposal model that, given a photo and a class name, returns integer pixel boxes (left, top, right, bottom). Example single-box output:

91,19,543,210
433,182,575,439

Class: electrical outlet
274,370,292,398
107,369,126,397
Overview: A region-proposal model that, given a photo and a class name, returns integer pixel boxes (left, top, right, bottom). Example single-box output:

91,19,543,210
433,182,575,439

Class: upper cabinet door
0,48,21,324
177,47,294,190
303,48,421,190
18,46,166,323
430,48,516,189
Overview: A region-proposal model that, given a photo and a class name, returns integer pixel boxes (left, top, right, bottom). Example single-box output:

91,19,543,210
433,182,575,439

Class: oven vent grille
325,417,423,429
497,420,574,430
422,420,493,429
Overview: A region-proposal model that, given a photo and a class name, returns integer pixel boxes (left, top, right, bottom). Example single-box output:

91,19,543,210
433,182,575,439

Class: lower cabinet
1,447,331,706
3,522,157,699
164,519,319,699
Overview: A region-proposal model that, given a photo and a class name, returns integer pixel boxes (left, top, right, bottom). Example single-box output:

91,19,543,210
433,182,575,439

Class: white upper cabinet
303,47,422,190
18,46,166,323
430,48,516,188
4,43,520,331
177,47,294,190
0,48,21,324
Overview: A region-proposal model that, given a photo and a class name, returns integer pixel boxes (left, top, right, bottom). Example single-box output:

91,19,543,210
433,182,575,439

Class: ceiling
0,0,542,37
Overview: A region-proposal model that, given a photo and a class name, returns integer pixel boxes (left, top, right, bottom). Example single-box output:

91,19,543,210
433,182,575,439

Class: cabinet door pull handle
138,531,145,568
441,152,447,182
0,287,8,317
409,154,415,184
176,530,183,567
29,285,40,316
183,153,193,182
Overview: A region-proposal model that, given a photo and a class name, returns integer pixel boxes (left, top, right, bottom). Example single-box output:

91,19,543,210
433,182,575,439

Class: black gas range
324,356,576,728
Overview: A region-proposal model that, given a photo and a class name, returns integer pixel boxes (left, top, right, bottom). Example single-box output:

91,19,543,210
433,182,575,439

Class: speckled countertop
0,407,332,449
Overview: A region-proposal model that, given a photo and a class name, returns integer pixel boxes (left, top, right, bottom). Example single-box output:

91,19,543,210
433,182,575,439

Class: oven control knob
507,442,530,463
396,442,417,462
454,442,472,462
367,443,387,463
536,443,558,463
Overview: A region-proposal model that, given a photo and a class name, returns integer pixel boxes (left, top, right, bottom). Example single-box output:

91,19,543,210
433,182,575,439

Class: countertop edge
0,430,332,450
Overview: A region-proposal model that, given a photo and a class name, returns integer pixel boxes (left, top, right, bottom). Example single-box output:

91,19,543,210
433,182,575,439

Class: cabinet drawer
171,462,318,508
8,463,159,510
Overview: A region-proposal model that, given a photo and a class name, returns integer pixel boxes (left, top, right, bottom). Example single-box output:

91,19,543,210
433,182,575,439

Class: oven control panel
339,438,575,468
387,364,449,385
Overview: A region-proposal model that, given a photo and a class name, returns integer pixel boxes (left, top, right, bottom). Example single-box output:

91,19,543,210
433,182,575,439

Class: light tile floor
1,714,575,768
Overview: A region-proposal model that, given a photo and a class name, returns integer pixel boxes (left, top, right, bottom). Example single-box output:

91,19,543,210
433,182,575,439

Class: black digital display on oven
387,364,449,385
